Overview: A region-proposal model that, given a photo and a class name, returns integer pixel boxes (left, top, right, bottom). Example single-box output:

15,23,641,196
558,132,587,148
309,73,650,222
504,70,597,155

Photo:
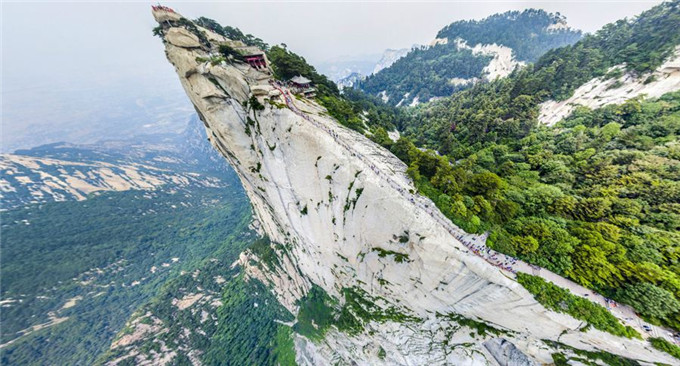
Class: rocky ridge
152,8,675,365
540,45,680,125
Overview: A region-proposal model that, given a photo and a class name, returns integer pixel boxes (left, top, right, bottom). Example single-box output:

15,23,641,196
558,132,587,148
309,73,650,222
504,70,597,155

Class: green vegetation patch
248,236,282,270
293,285,419,340
649,337,680,360
544,340,641,366
293,285,337,340
517,273,639,338
203,274,296,365
371,248,411,263
100,269,297,365
439,313,506,338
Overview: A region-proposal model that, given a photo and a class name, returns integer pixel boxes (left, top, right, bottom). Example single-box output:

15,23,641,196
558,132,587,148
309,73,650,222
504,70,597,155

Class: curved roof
290,75,311,84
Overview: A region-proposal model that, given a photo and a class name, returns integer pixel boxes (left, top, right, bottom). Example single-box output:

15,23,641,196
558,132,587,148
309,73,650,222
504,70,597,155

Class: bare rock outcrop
484,338,540,366
539,45,680,125
165,27,201,49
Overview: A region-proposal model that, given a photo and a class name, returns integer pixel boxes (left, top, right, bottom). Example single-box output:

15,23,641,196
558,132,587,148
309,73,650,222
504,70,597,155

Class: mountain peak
357,8,582,106
128,8,678,365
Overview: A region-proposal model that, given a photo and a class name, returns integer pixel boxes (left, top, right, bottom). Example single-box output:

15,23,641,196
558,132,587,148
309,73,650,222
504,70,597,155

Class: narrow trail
270,82,677,343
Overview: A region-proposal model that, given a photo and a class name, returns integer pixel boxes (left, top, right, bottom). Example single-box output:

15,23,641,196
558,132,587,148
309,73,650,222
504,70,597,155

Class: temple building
236,46,269,71
289,76,316,98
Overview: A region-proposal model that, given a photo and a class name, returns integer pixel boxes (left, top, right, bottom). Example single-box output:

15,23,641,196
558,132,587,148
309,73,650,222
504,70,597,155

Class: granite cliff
151,8,675,365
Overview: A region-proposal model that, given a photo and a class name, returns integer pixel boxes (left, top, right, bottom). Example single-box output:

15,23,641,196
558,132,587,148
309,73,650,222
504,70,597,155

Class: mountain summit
356,9,582,106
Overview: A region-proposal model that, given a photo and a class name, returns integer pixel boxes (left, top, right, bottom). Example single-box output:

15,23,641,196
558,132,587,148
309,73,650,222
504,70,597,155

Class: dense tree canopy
194,16,268,50
436,9,582,62
358,9,582,106
385,92,680,331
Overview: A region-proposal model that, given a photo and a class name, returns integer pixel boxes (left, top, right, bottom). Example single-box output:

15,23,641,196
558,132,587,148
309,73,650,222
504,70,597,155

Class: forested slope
400,0,680,150
391,93,680,331
0,185,253,365
0,121,255,365
357,9,582,106
378,0,680,333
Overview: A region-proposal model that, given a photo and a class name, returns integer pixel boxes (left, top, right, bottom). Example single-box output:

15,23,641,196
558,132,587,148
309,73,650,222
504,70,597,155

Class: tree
569,244,621,288
598,122,622,144
466,172,505,198
617,283,680,320
511,235,539,255
390,138,416,164
370,127,393,148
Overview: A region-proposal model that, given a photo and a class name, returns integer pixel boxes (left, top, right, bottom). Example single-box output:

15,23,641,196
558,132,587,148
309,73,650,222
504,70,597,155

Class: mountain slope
357,9,582,106
0,115,258,365
0,118,232,209
401,1,680,147
144,7,676,364
389,0,680,347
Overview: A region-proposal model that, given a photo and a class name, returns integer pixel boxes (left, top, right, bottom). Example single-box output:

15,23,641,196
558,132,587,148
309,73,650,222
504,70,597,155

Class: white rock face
429,38,449,47
450,77,475,86
165,27,201,48
387,130,401,143
372,48,410,74
546,20,570,32
337,72,365,89
295,319,503,366
453,38,525,80
484,338,540,366
155,12,676,365
539,46,680,125
378,90,389,103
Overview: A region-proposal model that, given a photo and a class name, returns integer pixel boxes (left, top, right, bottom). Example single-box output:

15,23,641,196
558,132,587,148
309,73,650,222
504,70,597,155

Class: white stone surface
165,27,201,49
450,38,525,80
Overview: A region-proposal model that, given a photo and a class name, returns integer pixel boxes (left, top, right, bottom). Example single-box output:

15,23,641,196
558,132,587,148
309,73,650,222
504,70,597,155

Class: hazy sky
3,1,664,84
1,1,664,150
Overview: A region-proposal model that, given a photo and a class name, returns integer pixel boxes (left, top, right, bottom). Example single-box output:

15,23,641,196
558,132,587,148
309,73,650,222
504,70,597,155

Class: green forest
356,46,491,105
380,4,680,335
357,9,582,105
97,252,297,366
436,9,582,62
0,185,253,365
387,91,680,332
